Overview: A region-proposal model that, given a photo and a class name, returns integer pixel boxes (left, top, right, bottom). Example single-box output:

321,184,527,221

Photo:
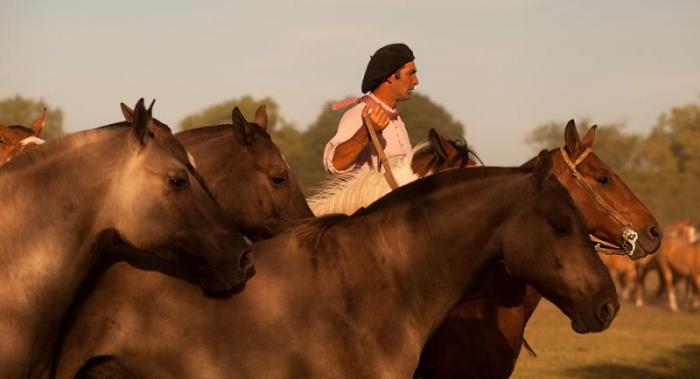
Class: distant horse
54,151,619,378
309,120,660,379
0,108,46,164
600,253,655,306
120,103,314,241
657,220,699,311
0,99,252,378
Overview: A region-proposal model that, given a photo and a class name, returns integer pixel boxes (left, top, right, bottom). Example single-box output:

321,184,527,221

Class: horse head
503,151,619,333
546,120,662,259
410,128,478,176
104,98,253,293
175,105,313,241
0,109,46,164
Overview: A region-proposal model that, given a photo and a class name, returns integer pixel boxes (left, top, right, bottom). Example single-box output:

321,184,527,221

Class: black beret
361,43,415,93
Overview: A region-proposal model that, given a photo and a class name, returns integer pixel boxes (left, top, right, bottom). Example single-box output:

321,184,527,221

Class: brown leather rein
559,147,638,257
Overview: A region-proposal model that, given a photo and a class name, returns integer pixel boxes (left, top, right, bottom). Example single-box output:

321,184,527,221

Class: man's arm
331,104,389,171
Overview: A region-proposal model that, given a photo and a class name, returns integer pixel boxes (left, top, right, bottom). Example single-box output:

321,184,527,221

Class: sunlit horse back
0,99,252,378
0,109,46,164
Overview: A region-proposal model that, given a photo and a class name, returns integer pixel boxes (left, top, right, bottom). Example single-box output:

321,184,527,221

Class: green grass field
511,296,700,379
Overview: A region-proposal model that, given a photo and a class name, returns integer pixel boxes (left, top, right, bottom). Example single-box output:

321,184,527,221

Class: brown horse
119,103,313,241
657,220,699,311
0,108,46,164
53,152,618,378
176,105,313,241
0,99,253,378
417,120,661,379
600,253,655,307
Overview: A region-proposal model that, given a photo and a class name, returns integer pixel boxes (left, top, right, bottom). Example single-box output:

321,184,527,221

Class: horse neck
0,128,129,274
329,170,530,346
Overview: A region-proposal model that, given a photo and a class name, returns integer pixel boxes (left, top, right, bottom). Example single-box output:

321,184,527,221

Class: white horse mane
308,143,430,216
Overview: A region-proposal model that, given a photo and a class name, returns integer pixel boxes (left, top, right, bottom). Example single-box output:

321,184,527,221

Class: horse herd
602,219,700,312
0,99,664,378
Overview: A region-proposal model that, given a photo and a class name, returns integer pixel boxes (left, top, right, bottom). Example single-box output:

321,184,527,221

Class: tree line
3,93,698,226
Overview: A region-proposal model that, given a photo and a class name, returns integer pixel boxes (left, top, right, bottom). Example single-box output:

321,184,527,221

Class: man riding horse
324,43,419,175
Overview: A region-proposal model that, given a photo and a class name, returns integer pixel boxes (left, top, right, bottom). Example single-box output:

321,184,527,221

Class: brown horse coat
54,154,618,378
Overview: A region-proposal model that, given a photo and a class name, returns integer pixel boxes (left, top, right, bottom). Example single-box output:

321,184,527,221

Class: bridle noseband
559,147,638,256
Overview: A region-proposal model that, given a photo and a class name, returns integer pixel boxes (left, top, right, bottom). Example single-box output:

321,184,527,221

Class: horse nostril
597,302,617,323
238,250,255,274
647,225,662,241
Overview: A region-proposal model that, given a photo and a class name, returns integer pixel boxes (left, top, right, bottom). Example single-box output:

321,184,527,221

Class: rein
559,147,638,256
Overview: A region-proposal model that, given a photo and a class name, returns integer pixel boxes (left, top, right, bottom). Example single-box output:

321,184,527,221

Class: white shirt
323,94,412,174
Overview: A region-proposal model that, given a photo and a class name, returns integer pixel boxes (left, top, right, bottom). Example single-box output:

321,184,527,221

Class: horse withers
0,99,252,378
54,151,618,378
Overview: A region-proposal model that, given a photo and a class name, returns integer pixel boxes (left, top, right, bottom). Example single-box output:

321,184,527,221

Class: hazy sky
2,0,699,165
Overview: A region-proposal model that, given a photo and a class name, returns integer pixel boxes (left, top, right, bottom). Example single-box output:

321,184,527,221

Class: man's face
389,61,419,101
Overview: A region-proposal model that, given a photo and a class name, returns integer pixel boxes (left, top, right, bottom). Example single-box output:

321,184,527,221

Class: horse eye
167,172,189,190
596,176,609,185
270,174,288,187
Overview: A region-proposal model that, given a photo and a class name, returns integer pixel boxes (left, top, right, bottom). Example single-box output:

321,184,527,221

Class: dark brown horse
119,103,313,241
176,105,313,241
417,120,662,379
0,99,253,378
54,152,619,378
0,108,45,164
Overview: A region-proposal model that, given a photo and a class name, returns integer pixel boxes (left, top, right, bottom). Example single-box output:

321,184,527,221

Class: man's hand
362,103,390,133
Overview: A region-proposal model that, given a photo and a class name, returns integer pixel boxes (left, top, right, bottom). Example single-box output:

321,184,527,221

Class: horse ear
532,150,553,190
131,98,150,145
580,124,597,149
30,108,46,136
564,119,581,155
147,99,156,117
254,104,268,130
429,128,460,163
428,129,448,161
121,102,135,123
231,107,250,146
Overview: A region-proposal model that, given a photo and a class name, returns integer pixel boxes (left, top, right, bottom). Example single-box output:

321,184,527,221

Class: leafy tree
637,100,700,225
0,95,64,140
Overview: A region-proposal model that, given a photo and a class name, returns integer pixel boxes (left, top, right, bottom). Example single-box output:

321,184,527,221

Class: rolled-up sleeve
323,104,365,174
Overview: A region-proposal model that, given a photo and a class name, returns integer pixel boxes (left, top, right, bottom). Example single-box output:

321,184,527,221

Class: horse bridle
559,147,638,256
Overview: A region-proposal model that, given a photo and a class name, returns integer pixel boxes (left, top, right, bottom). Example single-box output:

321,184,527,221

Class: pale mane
307,143,430,216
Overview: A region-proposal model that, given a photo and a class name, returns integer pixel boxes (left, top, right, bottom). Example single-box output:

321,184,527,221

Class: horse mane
307,148,421,216
287,214,349,259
